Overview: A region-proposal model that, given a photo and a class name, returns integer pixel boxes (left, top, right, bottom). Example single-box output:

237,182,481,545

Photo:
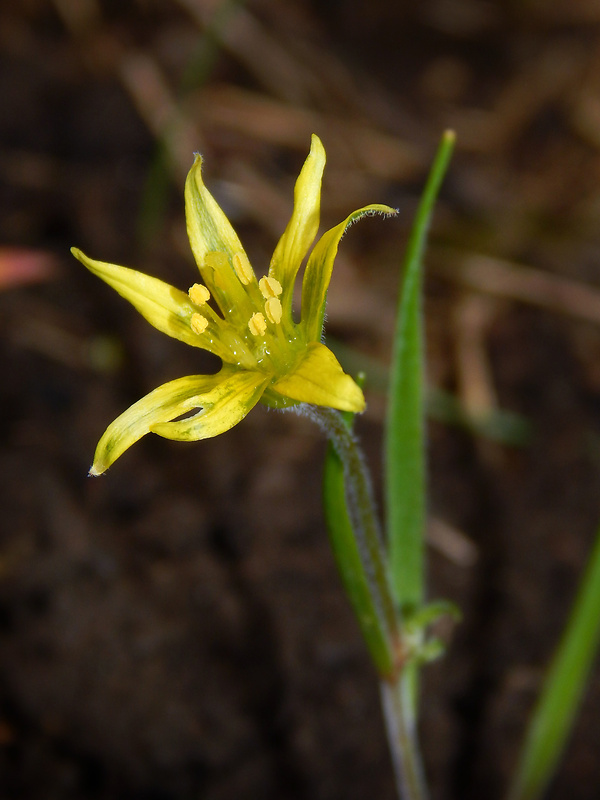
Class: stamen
188,283,210,305
264,296,282,325
233,251,254,285
190,313,209,334
248,312,267,336
259,276,282,299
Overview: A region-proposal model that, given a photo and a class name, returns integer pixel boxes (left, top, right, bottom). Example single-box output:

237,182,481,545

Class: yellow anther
259,276,282,299
190,313,209,335
248,312,267,336
232,251,254,285
188,283,210,305
264,296,282,325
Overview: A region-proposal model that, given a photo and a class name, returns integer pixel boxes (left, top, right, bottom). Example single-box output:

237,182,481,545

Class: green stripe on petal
90,373,226,475
185,155,248,263
150,368,269,441
72,248,253,366
72,248,207,350
270,134,325,317
300,204,397,343
270,341,365,412
185,156,255,323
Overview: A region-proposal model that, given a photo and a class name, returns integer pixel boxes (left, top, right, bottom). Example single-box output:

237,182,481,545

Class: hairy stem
298,404,398,640
296,404,428,800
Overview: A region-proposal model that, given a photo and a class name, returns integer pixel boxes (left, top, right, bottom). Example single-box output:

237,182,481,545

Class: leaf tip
443,129,456,145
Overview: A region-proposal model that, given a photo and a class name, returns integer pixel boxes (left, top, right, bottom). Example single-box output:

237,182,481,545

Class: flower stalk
381,676,428,800
310,403,428,800
300,404,398,645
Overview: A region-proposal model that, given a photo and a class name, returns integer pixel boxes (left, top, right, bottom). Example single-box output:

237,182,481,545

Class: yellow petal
269,341,365,413
150,368,270,442
269,134,325,314
185,156,256,323
185,155,247,262
90,373,226,475
72,248,255,367
300,204,397,343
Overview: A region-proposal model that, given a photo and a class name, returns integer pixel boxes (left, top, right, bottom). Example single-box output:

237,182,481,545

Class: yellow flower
72,135,396,475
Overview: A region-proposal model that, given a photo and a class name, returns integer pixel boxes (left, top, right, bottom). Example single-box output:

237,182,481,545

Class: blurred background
2,1,600,798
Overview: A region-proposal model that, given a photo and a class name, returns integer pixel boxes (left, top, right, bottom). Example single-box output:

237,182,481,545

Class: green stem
297,404,428,800
381,675,428,800
299,405,398,641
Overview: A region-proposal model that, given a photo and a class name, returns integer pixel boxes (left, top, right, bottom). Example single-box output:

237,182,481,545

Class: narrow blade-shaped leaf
323,435,396,678
508,524,600,800
385,131,455,611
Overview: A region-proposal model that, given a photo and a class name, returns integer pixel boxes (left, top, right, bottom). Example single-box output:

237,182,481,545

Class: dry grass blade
175,0,316,103
434,250,600,326
194,85,423,179
118,53,203,181
453,293,499,419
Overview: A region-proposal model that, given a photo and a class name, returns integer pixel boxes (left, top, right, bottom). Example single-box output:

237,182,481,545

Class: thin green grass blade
508,524,600,800
323,434,396,678
385,131,455,610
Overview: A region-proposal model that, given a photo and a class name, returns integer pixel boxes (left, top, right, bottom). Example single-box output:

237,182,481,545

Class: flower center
187,251,303,376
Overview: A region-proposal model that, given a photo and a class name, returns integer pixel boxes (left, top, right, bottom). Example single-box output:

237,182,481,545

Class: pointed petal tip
71,246,97,269
189,152,205,181
186,154,205,193
310,133,325,155
88,464,105,477
351,391,367,414
310,134,326,167
340,381,366,414
270,342,366,413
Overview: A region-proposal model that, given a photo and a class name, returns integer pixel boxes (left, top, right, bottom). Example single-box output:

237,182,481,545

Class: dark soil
1,2,600,798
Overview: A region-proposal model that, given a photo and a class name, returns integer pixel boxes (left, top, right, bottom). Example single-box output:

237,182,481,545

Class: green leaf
385,131,456,610
322,413,396,678
508,523,600,800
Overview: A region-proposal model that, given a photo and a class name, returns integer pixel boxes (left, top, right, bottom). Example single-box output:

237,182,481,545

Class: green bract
72,134,395,475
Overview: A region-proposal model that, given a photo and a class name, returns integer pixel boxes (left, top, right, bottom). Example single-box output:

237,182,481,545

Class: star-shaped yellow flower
73,135,396,475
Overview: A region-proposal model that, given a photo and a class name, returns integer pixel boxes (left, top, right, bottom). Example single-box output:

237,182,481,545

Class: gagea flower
73,135,396,475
